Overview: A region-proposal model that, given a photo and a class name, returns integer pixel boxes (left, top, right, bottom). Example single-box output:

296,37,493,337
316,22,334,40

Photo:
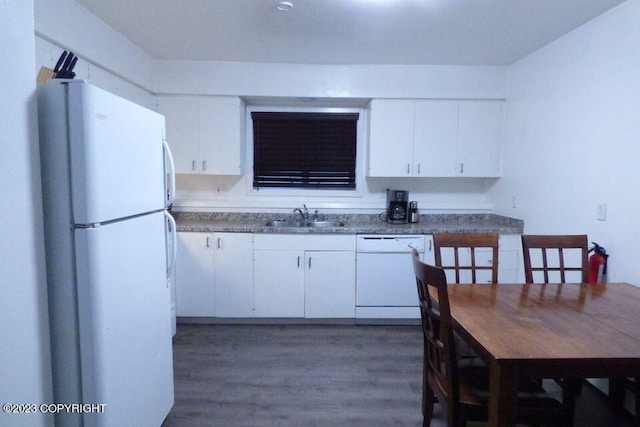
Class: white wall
0,1,53,426
155,61,505,99
34,0,157,110
34,0,155,92
489,0,640,284
34,36,157,110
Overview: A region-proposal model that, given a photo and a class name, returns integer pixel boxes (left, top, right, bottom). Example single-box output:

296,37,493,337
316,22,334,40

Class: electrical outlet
596,203,607,221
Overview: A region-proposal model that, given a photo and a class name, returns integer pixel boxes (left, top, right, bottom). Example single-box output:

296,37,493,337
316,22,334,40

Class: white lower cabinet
253,249,305,317
253,234,356,318
214,233,254,317
175,232,215,317
304,251,356,318
175,232,253,317
498,234,523,283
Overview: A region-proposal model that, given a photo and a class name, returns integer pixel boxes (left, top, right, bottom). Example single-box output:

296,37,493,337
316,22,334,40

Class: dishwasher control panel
356,235,425,253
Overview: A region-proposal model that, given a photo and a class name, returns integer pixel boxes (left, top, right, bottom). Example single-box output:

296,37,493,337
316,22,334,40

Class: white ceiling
74,0,625,66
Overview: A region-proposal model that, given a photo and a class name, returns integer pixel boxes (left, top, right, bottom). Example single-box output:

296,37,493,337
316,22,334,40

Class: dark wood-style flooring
163,324,635,426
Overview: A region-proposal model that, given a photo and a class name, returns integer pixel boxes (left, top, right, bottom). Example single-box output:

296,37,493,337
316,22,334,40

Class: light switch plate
597,203,607,221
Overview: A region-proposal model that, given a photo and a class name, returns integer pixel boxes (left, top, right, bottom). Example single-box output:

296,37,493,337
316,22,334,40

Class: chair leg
609,378,625,412
562,379,581,427
423,390,434,427
422,344,434,426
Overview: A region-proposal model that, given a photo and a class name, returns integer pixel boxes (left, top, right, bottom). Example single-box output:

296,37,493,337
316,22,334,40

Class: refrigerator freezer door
67,82,166,224
74,211,174,426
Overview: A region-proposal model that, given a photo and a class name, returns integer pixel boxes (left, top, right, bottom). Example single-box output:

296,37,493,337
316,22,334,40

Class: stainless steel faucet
294,204,309,221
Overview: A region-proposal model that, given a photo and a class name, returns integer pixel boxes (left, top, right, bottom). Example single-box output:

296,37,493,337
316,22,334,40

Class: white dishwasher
356,235,431,319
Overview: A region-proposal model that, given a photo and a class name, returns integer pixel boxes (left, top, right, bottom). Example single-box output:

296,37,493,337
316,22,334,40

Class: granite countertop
173,212,524,235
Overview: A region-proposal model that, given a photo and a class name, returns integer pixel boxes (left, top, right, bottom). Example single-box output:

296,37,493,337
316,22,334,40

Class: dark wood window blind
252,112,358,189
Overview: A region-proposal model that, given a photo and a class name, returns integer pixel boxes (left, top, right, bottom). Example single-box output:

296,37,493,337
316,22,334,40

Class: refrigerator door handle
165,211,177,285
163,139,176,207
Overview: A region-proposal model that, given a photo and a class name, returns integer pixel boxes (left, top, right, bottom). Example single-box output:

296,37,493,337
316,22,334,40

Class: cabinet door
198,97,244,175
214,233,254,317
157,96,200,174
175,232,215,316
413,101,458,176
305,251,356,318
253,250,305,317
457,101,503,177
368,100,415,177
498,235,522,283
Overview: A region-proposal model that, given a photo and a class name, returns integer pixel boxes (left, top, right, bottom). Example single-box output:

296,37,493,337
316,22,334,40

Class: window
251,112,359,190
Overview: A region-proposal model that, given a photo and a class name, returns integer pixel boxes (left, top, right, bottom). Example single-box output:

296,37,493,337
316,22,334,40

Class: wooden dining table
447,282,640,427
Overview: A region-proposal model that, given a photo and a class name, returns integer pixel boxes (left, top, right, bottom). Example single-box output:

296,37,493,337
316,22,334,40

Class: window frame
245,105,366,198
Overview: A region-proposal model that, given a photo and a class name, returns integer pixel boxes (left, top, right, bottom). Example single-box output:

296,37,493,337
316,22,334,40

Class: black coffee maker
386,189,409,224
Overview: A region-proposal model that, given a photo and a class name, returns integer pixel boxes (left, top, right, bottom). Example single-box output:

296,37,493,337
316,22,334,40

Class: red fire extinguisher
588,242,608,283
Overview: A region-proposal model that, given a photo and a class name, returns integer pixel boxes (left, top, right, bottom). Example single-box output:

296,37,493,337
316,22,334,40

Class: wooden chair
411,248,569,427
521,234,589,284
433,233,499,284
521,234,589,425
433,233,499,360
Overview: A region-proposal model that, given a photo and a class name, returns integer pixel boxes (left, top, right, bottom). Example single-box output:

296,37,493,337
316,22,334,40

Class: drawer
253,233,356,251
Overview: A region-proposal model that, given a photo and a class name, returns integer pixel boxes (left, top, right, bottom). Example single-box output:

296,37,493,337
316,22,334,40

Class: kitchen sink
264,220,305,227
306,220,345,228
264,220,345,228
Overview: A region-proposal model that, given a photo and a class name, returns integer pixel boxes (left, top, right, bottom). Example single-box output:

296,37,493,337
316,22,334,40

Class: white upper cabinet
413,100,459,176
457,100,504,177
368,100,415,177
368,99,503,177
157,95,244,175
157,96,199,174
198,97,244,175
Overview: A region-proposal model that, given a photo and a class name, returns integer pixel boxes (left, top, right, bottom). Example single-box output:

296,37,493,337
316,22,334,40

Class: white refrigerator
38,80,176,427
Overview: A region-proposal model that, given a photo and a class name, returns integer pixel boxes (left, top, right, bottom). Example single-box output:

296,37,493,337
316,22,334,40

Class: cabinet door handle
308,257,312,269
217,238,221,249
297,256,301,268
202,160,207,171
192,160,196,171
460,163,464,174
406,163,410,174
417,163,421,174
205,236,211,248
